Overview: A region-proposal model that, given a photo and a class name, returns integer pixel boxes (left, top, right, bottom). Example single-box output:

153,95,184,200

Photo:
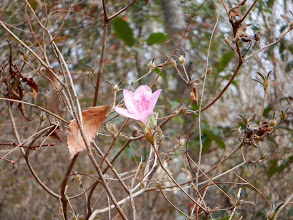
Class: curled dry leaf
254,30,261,42
23,77,38,100
281,14,291,23
67,106,109,158
190,85,198,105
234,23,250,41
229,0,247,17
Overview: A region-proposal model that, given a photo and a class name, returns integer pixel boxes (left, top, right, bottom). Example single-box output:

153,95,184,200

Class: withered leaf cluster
0,45,38,120
243,122,273,147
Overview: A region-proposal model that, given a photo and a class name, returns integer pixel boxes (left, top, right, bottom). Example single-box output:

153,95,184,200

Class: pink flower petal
123,90,136,113
114,107,136,119
135,85,152,96
136,114,149,124
148,89,162,112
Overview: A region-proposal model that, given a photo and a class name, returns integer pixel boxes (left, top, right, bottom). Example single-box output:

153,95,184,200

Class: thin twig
53,0,77,41
151,142,206,211
159,187,191,219
60,154,79,220
93,22,109,106
196,13,219,190
235,172,270,208
239,0,258,24
220,0,229,15
100,119,129,166
7,103,60,199
108,0,138,21
244,29,292,61
259,90,267,127
196,60,243,113
0,98,69,124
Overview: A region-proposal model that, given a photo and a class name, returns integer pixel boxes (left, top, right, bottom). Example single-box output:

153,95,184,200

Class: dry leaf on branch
234,23,250,41
190,86,198,105
281,14,291,23
45,68,67,127
67,106,109,158
229,0,247,17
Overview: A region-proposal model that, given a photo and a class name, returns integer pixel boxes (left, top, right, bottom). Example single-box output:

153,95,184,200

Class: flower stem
259,90,267,127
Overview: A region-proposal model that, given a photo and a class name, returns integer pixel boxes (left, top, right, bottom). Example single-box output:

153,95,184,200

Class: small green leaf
285,61,293,72
202,127,226,149
263,105,273,117
278,126,293,132
217,50,235,73
146,32,169,45
113,17,135,46
267,155,293,177
153,67,160,73
202,136,212,153
159,72,167,82
172,115,185,124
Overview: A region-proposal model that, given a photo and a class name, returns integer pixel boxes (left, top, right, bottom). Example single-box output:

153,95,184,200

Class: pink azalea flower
115,85,162,124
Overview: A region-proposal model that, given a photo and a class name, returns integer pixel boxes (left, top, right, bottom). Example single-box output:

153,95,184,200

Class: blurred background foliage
0,0,292,219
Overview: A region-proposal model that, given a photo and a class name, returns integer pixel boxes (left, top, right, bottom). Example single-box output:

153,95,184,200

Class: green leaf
288,208,293,217
153,67,160,73
267,155,293,177
172,115,185,124
146,32,168,45
285,61,293,72
202,135,212,153
159,72,167,82
263,105,273,117
217,50,235,73
278,126,293,132
112,17,135,46
202,127,226,149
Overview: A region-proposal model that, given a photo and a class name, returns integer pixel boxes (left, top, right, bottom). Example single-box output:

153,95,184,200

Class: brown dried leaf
281,14,291,23
45,68,66,126
17,102,31,121
190,86,198,105
67,106,109,158
23,77,38,100
46,126,63,142
229,7,241,17
53,128,63,142
229,0,247,17
254,30,261,41
11,87,31,121
234,23,249,41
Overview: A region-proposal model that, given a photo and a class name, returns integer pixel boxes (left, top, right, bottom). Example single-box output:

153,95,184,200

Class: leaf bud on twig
178,55,185,64
171,59,177,68
207,67,212,76
112,84,119,93
147,59,155,71
270,118,277,127
224,37,232,46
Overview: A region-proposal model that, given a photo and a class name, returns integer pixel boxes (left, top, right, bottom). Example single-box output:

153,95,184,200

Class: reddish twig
0,156,16,164
0,142,55,149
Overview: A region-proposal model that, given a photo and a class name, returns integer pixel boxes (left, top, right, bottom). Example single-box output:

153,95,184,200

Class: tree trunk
161,0,193,94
